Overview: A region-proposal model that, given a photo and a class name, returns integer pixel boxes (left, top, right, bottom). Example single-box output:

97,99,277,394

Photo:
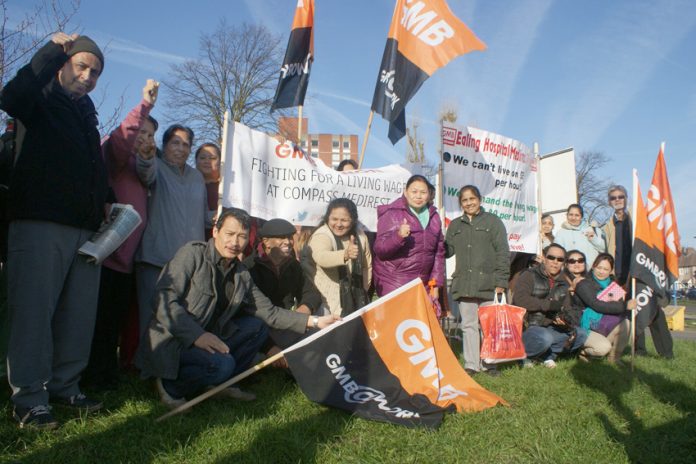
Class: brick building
278,117,358,169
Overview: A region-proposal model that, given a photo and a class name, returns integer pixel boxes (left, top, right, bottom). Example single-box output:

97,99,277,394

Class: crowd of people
0,34,674,430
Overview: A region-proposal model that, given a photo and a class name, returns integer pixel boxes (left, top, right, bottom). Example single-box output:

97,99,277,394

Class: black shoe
13,405,59,430
482,368,501,377
52,393,103,412
464,368,478,376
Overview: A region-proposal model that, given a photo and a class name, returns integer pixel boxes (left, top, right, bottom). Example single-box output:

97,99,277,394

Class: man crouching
136,208,339,408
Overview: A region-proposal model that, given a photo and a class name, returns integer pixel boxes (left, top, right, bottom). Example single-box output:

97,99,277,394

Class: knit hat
67,36,104,70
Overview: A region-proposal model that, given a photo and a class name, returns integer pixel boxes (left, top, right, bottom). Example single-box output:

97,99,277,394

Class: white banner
441,124,539,253
221,122,411,231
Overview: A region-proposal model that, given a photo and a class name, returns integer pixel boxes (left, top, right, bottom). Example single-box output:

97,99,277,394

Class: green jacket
136,239,309,380
445,210,510,300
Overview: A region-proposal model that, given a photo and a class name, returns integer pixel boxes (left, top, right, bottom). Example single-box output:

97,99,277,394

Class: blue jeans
523,325,588,361
162,316,268,399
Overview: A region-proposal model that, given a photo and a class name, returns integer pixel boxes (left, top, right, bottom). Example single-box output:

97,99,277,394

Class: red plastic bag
478,294,526,364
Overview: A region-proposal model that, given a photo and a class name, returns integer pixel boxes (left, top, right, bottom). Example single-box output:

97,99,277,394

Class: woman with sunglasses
554,204,606,266
575,253,636,366
564,250,612,360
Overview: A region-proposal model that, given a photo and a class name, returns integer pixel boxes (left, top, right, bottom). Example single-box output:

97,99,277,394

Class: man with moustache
513,244,588,368
0,32,109,428
136,208,339,408
244,219,323,366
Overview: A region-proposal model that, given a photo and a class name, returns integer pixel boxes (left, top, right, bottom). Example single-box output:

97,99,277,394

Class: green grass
2,341,696,464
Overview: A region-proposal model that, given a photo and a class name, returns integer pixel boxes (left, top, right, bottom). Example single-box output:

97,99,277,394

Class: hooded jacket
372,196,445,296
554,220,605,265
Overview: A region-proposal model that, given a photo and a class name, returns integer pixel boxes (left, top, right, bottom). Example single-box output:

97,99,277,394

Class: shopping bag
478,293,527,364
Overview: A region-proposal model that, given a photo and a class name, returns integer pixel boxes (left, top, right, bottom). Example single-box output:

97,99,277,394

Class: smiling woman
302,198,372,317
134,123,211,339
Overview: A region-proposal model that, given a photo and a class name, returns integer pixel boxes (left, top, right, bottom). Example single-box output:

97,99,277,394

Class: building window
343,153,351,160
343,140,350,149
332,140,339,149
311,140,318,148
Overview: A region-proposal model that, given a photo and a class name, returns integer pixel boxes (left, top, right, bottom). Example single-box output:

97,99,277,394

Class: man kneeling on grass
135,208,339,408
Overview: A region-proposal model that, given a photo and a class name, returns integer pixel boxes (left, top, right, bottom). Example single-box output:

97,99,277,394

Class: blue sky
5,0,696,246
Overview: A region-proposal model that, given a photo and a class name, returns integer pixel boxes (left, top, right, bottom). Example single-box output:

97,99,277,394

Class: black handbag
335,234,369,317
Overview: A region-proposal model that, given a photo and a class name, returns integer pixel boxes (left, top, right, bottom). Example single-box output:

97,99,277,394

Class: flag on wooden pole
272,0,314,110
371,0,486,144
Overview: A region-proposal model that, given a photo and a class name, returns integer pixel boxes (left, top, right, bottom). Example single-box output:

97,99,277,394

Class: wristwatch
312,316,319,329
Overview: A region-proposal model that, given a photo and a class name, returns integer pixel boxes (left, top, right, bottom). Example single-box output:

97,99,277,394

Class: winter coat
243,251,323,314
575,276,629,315
372,196,445,296
101,99,153,273
513,264,571,327
136,239,309,380
554,220,605,265
0,41,110,230
445,209,509,301
301,224,371,316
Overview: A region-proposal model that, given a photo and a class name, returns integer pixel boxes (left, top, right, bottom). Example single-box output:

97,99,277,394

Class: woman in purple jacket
373,175,445,297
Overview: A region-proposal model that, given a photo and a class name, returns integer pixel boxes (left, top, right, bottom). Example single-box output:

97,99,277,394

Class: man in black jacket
513,244,588,368
244,219,323,367
0,32,109,429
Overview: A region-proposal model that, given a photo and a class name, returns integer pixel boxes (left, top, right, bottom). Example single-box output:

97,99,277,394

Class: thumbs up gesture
344,235,359,261
398,218,411,238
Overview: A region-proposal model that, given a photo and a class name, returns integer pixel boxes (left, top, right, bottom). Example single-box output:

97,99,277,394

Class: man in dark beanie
0,32,109,429
243,218,323,368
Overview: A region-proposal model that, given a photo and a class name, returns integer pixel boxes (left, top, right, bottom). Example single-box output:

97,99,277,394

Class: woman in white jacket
554,204,605,265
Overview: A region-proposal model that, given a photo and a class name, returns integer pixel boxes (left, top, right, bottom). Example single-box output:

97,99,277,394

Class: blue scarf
580,275,611,331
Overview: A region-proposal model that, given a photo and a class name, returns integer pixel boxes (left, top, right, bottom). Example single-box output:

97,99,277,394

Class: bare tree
163,20,285,145
575,150,614,225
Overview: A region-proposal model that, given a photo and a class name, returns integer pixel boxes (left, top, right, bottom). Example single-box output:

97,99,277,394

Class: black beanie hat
67,35,105,70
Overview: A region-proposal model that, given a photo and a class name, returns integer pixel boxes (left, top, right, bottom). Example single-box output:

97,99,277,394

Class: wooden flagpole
358,110,374,169
297,105,303,144
156,351,284,422
630,168,638,372
534,142,543,259
216,111,230,220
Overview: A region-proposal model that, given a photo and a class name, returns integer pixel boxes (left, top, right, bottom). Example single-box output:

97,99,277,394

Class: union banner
283,279,506,428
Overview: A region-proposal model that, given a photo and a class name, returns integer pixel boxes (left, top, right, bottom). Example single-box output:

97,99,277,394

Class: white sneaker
543,359,557,369
155,378,186,409
206,385,256,402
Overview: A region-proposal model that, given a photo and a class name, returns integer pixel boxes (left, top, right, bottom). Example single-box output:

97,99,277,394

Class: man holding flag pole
629,144,679,366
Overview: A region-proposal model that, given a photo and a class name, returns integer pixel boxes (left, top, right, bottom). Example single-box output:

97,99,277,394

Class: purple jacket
373,196,445,296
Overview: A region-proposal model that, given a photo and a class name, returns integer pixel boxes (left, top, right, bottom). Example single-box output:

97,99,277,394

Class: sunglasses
545,255,565,263
609,195,625,201
567,258,585,264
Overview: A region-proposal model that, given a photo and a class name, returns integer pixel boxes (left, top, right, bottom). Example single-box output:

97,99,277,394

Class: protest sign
221,122,411,230
441,124,538,253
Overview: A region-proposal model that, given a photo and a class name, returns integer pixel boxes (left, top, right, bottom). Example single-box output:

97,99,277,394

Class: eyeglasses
609,195,625,201
545,255,565,263
567,258,585,264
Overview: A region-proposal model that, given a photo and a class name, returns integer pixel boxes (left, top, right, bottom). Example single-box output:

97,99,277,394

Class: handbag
478,293,527,364
335,234,369,317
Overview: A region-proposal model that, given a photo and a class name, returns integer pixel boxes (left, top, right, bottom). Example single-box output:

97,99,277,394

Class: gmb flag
371,0,486,144
283,279,506,428
630,148,680,340
272,0,314,110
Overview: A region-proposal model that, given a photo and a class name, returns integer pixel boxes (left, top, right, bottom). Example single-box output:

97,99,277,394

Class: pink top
101,99,153,273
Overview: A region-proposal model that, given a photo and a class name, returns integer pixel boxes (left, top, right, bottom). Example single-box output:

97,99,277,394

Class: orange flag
646,146,680,279
371,0,486,143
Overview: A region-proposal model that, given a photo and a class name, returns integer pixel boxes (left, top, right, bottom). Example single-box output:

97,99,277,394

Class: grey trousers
135,262,163,341
7,220,100,408
458,298,483,371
